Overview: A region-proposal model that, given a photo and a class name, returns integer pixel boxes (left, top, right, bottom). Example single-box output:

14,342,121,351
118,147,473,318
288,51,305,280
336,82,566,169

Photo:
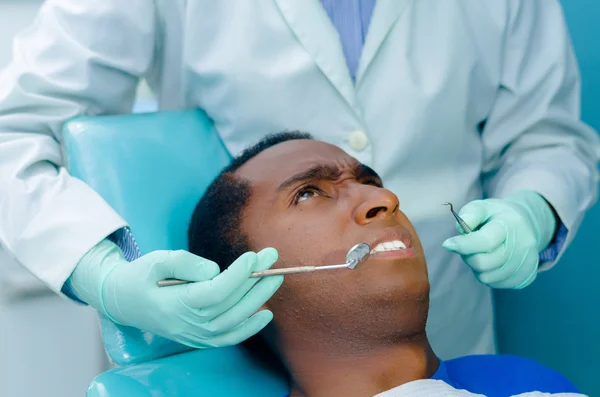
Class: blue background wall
495,1,600,395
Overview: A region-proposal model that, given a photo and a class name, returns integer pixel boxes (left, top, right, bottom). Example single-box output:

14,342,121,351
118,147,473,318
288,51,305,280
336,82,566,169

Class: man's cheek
266,280,310,320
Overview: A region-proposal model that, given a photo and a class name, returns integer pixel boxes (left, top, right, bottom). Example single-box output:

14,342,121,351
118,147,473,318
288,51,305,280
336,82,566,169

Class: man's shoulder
444,354,579,395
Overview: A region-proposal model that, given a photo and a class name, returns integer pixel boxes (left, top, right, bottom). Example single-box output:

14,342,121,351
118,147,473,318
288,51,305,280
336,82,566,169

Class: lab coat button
348,130,369,152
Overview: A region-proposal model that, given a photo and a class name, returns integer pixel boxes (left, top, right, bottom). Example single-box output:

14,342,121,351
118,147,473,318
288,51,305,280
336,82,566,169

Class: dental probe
442,202,472,234
157,243,371,287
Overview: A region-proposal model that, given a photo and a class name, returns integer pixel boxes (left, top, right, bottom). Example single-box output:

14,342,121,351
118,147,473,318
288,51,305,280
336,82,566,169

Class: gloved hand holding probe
442,190,557,289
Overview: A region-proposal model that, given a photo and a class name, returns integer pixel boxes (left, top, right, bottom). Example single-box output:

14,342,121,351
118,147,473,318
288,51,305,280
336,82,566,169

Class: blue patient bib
433,355,579,396
282,354,579,397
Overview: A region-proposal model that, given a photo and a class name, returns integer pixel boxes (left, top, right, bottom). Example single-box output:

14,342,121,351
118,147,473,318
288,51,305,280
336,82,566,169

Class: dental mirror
345,243,372,269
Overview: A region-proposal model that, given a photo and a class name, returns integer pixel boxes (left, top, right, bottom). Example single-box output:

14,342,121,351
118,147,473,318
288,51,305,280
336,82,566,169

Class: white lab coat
0,0,598,359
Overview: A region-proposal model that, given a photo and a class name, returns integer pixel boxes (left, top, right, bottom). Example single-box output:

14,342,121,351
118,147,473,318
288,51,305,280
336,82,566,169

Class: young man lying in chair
188,132,583,397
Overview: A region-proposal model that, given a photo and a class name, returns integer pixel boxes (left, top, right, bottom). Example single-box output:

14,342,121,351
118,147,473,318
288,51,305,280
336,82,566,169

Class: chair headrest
63,110,232,365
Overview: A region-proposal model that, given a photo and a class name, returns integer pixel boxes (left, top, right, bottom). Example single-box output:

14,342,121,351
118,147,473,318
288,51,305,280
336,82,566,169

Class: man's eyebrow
277,164,343,192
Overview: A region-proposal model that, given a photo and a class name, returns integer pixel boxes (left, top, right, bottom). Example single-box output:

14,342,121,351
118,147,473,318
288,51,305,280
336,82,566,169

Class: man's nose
354,187,400,225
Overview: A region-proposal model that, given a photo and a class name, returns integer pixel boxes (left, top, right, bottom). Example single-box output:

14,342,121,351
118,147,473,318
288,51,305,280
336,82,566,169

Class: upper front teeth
371,240,406,253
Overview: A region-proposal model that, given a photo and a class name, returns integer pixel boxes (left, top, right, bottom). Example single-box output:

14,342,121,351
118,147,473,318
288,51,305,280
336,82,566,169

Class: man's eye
294,186,323,204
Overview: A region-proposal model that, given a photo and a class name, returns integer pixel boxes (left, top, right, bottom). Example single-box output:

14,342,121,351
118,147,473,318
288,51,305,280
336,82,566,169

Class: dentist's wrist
505,190,557,252
66,239,126,313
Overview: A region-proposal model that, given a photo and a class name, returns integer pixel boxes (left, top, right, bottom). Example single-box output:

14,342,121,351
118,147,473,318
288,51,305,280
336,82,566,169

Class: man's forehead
236,140,357,183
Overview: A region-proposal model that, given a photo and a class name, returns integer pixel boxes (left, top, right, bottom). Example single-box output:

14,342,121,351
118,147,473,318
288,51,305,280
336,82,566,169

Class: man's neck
284,334,438,397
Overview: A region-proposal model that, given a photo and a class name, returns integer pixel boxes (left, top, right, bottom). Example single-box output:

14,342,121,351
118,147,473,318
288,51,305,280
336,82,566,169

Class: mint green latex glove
67,239,283,348
442,190,556,289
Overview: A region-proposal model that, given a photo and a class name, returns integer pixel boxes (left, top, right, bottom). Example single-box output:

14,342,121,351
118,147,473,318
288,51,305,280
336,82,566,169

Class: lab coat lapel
356,0,412,85
274,0,360,114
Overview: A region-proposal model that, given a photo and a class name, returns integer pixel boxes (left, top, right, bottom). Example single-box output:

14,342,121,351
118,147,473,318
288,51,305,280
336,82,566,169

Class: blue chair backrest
495,1,600,395
62,110,289,396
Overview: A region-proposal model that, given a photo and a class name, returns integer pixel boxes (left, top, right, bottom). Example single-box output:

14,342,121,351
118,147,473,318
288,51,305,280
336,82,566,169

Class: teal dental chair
64,1,599,395
63,110,288,397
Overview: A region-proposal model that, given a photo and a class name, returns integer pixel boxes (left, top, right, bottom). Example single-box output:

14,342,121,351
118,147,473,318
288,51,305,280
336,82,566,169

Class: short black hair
187,131,312,379
188,131,312,269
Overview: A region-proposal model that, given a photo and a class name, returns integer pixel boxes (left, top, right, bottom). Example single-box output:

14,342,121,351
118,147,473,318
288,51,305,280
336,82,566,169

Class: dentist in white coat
0,0,598,361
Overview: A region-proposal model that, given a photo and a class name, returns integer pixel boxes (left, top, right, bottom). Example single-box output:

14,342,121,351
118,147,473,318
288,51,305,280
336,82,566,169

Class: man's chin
364,293,430,343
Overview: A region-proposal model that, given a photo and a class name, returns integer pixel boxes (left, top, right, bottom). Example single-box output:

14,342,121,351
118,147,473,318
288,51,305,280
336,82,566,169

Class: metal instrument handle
157,279,191,287
157,263,351,287
249,266,316,278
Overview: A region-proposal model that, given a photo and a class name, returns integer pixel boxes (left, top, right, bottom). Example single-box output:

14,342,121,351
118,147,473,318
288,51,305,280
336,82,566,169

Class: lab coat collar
274,0,411,109
356,0,412,85
273,0,360,116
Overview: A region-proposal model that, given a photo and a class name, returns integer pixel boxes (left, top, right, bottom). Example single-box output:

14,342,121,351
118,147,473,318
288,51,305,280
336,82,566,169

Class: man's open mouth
370,240,407,254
